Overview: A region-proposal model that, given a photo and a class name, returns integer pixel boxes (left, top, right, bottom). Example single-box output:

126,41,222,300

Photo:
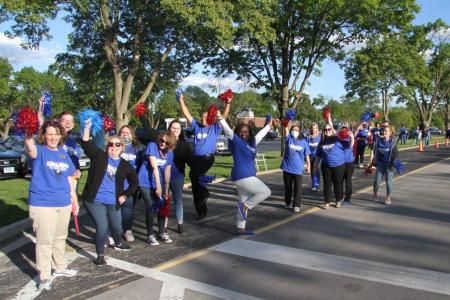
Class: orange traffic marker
446,138,449,146
418,141,424,152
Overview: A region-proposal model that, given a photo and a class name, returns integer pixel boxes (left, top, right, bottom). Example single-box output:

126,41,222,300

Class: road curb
0,218,31,242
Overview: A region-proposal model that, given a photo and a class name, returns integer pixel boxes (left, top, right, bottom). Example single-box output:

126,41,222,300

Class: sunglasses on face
325,128,332,132
160,139,170,146
108,142,123,148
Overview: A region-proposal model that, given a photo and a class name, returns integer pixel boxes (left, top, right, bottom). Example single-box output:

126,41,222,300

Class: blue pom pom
265,114,272,126
312,175,320,189
42,92,52,117
176,88,183,101
285,109,297,120
394,160,404,174
77,109,103,136
198,175,216,187
360,112,372,122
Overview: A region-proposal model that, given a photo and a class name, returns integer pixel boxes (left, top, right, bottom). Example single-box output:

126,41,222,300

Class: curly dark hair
234,122,255,145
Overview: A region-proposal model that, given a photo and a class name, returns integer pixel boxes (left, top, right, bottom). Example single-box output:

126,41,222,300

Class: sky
0,0,449,100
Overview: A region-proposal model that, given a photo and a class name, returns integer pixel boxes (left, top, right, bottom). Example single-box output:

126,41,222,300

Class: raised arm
80,119,102,158
222,101,231,120
217,110,234,139
255,120,273,146
178,94,193,125
24,134,37,159
37,97,44,127
327,114,336,135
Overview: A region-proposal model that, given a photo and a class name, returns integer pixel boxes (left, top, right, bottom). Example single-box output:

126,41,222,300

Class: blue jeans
170,178,185,224
84,201,123,255
121,195,136,231
310,157,321,189
400,135,407,145
139,187,165,237
373,164,394,196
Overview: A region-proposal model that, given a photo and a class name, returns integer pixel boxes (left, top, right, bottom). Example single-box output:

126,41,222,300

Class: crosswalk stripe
212,238,450,296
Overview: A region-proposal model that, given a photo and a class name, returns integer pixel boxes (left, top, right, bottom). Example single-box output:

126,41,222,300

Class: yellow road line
154,156,449,272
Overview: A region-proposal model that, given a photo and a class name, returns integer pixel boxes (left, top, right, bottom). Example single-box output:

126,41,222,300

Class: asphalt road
0,145,449,299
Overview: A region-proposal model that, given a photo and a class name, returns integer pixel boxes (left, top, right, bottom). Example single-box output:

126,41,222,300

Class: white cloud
181,74,249,95
0,33,63,71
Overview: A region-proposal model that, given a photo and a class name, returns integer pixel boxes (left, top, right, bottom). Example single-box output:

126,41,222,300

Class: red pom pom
15,106,39,136
103,115,115,132
373,112,381,119
159,196,171,218
282,117,290,128
338,127,349,140
364,167,374,177
135,102,148,117
207,104,218,125
368,134,373,144
218,89,233,103
322,107,331,121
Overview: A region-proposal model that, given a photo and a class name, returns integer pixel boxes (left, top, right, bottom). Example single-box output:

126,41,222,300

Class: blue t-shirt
29,145,76,207
316,136,345,167
341,138,354,163
95,157,120,205
280,135,310,175
191,119,222,156
63,132,81,169
400,127,407,136
171,163,184,181
356,129,369,146
371,128,381,143
138,143,173,189
229,135,257,181
307,135,321,157
376,138,394,166
121,143,139,189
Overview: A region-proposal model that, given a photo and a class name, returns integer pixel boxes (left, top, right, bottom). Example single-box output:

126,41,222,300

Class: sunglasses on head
160,138,170,146
108,142,123,148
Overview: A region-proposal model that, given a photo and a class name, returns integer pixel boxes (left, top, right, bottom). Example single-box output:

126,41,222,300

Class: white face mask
122,137,131,145
291,131,299,138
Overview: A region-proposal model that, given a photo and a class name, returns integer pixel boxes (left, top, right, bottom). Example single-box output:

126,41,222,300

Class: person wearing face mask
167,120,193,235
340,123,355,205
307,123,321,191
280,124,311,212
178,93,231,220
217,110,273,235
117,125,142,242
313,115,347,209
370,125,398,205
81,120,138,266
138,131,176,245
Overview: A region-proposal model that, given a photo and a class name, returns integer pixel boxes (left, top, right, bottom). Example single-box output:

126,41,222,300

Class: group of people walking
25,95,399,290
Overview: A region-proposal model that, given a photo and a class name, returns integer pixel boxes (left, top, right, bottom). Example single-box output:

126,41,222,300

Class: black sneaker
95,254,107,266
177,224,186,235
113,242,131,251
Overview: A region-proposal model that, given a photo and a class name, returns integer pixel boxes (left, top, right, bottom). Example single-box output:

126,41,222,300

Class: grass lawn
0,151,283,228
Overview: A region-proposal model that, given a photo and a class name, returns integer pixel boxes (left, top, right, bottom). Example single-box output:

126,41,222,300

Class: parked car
0,144,25,179
428,127,442,135
215,136,231,156
263,131,278,140
3,136,32,173
78,147,91,170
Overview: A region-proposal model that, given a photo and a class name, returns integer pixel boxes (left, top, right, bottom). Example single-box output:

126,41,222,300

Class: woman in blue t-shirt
217,111,273,235
81,120,138,266
25,121,79,290
340,123,355,205
307,123,321,191
370,125,398,205
354,122,369,168
138,131,175,245
178,93,230,220
313,117,347,209
280,124,311,212
118,125,142,242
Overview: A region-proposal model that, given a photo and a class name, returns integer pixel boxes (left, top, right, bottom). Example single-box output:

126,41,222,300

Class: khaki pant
29,205,72,280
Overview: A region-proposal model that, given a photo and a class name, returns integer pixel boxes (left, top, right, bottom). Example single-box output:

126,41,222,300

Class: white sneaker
359,164,364,168
161,233,173,244
147,235,159,246
123,230,135,242
38,280,51,290
53,268,78,278
108,236,114,246
293,206,300,213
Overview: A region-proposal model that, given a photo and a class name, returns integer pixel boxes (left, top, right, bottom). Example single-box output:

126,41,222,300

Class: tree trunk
0,120,12,140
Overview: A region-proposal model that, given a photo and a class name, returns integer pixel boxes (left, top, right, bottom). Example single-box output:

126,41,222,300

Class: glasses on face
108,142,123,148
325,128,332,132
160,139,170,146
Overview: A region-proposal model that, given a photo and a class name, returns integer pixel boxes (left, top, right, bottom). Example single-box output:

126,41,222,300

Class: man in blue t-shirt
399,124,407,146
178,93,231,220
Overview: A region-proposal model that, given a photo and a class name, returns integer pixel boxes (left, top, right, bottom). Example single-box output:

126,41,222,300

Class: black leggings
283,171,303,207
189,155,215,217
321,164,345,204
343,162,354,201
355,144,366,165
